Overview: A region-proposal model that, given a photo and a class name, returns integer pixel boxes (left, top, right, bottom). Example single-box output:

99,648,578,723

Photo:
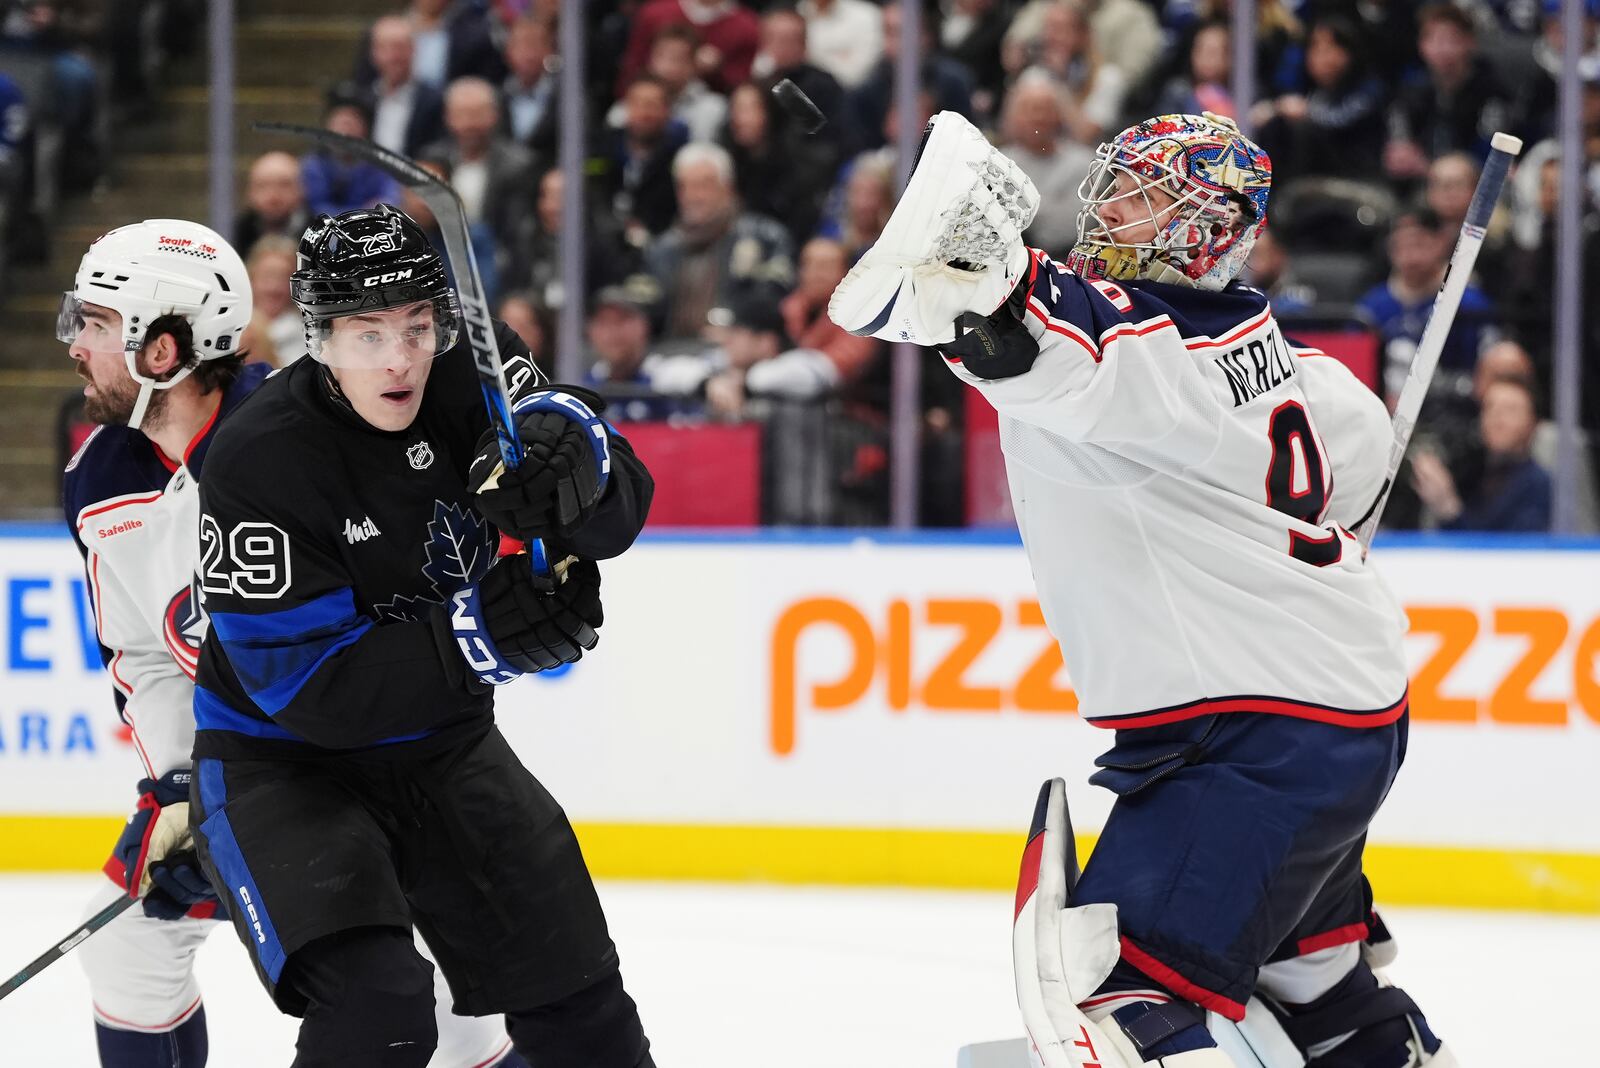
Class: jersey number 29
200,514,292,598
1265,401,1342,566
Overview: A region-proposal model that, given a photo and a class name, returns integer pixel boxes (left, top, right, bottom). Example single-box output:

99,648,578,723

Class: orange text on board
769,599,1600,755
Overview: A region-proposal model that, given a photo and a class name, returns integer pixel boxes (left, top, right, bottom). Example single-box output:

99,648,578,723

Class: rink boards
1,526,1598,912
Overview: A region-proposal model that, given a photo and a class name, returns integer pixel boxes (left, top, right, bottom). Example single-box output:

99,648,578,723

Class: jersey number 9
1265,401,1343,567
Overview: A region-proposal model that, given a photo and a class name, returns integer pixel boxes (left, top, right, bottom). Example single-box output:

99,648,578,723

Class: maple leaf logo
374,499,494,622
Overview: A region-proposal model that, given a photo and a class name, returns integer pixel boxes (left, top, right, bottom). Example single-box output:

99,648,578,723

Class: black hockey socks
95,1006,208,1068
284,926,437,1068
505,969,653,1068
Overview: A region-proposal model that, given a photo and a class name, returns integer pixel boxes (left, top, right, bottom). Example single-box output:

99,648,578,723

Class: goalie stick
0,893,136,1004
1353,131,1522,550
255,121,566,582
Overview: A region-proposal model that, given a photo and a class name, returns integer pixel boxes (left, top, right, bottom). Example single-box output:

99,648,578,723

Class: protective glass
56,292,126,353
309,296,461,369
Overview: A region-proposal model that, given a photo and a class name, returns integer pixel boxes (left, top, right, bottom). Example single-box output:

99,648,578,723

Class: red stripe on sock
1297,922,1370,956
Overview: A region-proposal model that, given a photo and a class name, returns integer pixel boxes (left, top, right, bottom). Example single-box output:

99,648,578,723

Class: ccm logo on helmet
363,268,414,288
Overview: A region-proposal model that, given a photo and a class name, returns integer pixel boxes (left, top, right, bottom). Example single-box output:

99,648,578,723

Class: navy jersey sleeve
197,439,478,751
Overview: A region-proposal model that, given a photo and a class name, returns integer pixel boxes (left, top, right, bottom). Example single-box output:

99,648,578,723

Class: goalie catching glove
112,769,220,921
432,554,604,690
470,386,612,542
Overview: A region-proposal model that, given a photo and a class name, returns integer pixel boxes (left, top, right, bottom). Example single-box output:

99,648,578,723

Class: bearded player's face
68,303,146,426
326,302,438,432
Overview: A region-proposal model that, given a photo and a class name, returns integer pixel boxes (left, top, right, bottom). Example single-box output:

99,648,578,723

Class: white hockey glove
829,111,1038,346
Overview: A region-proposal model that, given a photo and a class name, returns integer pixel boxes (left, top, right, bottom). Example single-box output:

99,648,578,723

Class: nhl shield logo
407,441,434,470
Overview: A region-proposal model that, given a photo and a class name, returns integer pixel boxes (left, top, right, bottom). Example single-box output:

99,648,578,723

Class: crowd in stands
0,1,202,287
214,0,1598,530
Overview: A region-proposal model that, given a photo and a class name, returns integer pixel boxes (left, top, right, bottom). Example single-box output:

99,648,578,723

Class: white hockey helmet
58,219,252,429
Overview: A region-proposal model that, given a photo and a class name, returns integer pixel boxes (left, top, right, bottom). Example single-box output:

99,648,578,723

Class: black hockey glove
470,387,611,542
938,278,1040,381
112,770,222,921
433,554,604,690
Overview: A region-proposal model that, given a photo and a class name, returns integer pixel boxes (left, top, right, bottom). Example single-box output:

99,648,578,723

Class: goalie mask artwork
289,203,462,369
1066,111,1273,292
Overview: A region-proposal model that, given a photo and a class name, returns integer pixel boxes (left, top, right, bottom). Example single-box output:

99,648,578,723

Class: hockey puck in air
771,78,827,135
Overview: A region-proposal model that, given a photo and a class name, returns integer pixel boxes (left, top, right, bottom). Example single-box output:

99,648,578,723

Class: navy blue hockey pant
1072,710,1408,1020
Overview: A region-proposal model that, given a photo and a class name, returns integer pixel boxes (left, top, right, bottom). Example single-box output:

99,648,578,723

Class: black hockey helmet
290,204,461,367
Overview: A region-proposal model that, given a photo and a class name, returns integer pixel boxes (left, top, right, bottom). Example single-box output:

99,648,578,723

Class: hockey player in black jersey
188,204,656,1068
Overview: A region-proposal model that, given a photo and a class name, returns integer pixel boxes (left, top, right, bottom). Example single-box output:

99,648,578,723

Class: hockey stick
1353,132,1522,551
254,121,561,580
0,893,137,1004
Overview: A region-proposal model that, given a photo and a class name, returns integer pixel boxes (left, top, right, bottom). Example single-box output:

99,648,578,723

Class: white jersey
945,250,1409,729
63,369,270,780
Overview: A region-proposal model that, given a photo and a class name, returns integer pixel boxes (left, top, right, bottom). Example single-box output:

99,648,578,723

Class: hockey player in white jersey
61,219,526,1068
832,113,1450,1068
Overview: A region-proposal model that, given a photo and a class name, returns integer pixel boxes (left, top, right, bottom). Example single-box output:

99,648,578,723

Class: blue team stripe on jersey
210,589,374,715
195,759,287,983
209,587,364,643
244,624,371,715
194,686,303,741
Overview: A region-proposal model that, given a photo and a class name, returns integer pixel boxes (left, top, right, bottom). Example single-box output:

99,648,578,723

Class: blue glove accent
446,580,521,687
511,390,611,497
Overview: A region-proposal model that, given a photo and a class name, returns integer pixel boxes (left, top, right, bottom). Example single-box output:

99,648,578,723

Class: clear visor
57,292,126,353
310,297,460,369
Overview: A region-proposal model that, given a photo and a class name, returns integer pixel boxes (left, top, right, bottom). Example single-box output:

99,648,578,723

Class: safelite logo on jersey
96,519,142,540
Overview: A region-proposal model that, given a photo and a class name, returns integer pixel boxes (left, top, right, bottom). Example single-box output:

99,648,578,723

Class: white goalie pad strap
1208,1001,1306,1068
1014,778,1126,1068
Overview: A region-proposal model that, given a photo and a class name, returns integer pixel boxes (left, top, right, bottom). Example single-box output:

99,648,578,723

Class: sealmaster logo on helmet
1067,112,1272,292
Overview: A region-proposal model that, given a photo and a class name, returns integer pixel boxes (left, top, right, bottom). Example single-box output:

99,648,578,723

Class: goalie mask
290,204,461,368
58,219,252,430
1066,112,1272,292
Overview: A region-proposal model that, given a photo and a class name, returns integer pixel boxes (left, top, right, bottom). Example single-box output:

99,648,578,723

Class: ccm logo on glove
449,583,521,687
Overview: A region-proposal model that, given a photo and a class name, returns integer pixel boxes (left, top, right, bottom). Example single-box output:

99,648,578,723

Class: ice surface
0,875,1589,1066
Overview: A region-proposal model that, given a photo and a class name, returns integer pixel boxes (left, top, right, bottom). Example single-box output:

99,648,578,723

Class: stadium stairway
0,1,392,518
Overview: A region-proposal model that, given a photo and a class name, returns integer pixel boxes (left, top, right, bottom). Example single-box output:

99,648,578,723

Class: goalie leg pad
1014,779,1240,1068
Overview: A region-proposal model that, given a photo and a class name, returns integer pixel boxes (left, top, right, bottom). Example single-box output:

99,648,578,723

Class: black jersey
192,321,653,760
